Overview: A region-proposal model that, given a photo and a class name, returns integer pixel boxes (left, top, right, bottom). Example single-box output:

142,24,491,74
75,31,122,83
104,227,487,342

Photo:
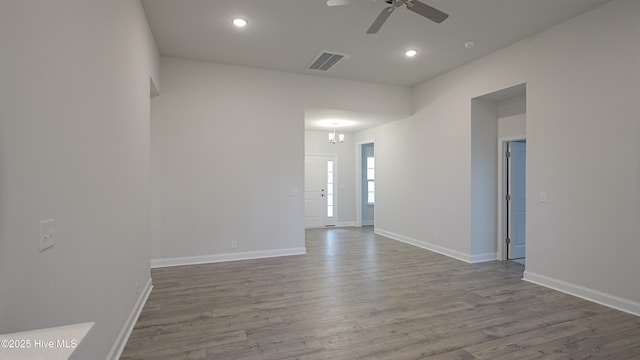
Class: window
327,160,334,217
367,157,375,204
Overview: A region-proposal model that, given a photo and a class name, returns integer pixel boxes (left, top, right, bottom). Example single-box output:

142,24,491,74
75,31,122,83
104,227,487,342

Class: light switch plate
40,219,55,252
538,192,548,202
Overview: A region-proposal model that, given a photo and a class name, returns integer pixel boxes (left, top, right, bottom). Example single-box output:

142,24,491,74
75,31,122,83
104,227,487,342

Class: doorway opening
356,141,375,227
493,85,527,263
471,83,526,263
502,139,526,262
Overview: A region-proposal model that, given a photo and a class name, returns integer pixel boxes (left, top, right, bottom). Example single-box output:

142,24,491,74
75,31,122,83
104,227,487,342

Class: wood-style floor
121,227,640,359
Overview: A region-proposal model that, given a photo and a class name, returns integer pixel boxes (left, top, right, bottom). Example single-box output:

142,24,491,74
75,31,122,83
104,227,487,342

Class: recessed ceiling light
232,18,248,28
404,49,418,57
464,40,476,49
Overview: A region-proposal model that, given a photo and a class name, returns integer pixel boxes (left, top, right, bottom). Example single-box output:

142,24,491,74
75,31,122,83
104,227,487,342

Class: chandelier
328,127,344,144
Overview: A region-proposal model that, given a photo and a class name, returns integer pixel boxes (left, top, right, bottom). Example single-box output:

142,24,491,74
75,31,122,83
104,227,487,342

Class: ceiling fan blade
327,0,373,6
367,6,394,34
405,0,448,23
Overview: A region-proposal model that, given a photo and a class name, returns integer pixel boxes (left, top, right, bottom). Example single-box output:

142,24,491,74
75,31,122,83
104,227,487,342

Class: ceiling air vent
307,51,350,71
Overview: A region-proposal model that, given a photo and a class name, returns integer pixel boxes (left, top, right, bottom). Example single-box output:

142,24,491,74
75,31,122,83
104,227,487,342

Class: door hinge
506,237,511,245
506,194,511,201
506,151,511,158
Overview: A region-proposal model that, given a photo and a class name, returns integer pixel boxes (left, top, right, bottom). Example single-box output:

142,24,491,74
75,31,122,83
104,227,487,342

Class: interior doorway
504,140,526,260
356,141,375,227
471,83,526,263
497,136,527,263
304,154,337,228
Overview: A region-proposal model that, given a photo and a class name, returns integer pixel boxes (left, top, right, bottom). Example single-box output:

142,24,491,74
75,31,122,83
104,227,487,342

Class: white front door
508,141,526,259
304,155,337,228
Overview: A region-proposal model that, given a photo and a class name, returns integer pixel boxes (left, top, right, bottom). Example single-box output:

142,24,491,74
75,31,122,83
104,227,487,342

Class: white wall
521,0,640,308
354,117,468,253
498,94,526,138
0,0,159,358
362,0,640,310
151,57,410,263
497,94,526,118
498,114,526,138
470,99,498,259
305,130,356,226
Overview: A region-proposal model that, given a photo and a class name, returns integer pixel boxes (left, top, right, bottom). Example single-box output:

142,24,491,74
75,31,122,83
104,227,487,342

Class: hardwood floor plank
122,348,207,360
483,317,640,360
122,329,246,357
121,227,640,359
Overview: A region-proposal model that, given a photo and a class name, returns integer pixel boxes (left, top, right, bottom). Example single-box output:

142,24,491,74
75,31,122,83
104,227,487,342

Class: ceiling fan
327,0,449,34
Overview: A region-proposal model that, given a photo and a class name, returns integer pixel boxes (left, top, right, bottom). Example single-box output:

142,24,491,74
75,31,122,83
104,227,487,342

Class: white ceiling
142,0,609,130
305,108,406,133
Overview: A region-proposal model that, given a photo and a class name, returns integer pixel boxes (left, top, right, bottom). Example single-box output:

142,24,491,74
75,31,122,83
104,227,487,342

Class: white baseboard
361,220,374,226
470,251,498,263
108,277,152,360
523,271,640,317
375,228,496,264
151,247,306,268
305,223,355,229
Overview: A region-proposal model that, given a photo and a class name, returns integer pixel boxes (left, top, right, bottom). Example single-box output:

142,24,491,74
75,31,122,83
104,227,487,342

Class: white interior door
305,155,336,228
508,141,526,259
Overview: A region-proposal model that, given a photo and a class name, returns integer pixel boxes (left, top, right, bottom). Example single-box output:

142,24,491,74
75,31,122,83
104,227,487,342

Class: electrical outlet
231,240,238,249
40,219,55,252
